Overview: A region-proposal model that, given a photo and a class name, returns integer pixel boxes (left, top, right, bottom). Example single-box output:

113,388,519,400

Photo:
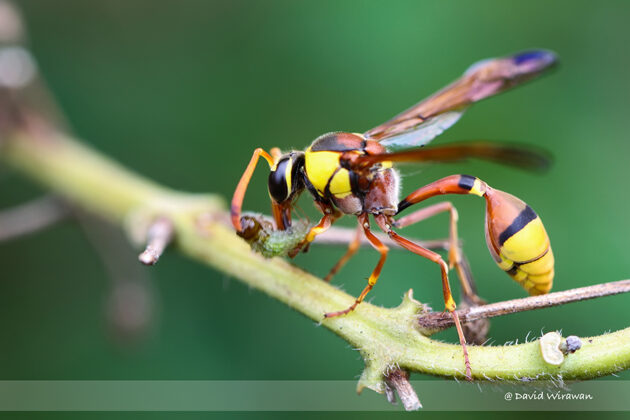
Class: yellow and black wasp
231,50,557,380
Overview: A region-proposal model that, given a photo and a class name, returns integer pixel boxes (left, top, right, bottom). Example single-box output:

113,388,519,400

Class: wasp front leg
288,201,342,258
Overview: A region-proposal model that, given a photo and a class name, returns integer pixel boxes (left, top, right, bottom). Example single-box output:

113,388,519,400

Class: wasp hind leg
394,201,485,306
394,202,489,344
375,214,472,381
324,213,388,318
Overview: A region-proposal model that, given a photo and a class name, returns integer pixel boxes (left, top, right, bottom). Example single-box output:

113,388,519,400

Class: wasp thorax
484,187,554,295
267,152,305,203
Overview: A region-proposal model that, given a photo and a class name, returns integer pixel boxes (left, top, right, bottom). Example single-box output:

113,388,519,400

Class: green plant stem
2,128,629,392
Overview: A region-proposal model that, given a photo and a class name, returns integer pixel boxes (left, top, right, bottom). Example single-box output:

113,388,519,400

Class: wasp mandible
231,50,557,380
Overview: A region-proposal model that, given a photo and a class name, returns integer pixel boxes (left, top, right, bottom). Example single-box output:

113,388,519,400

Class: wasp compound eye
484,188,554,295
268,157,291,203
268,153,305,204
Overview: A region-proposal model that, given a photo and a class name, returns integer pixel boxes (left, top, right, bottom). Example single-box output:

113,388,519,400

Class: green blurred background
0,0,629,418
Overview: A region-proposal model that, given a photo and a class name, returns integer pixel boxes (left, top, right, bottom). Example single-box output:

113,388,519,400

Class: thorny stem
2,126,630,395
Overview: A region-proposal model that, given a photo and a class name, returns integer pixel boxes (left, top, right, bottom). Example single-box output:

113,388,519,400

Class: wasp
231,50,557,380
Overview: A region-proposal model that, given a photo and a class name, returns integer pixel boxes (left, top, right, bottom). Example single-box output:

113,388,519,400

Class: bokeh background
0,0,629,418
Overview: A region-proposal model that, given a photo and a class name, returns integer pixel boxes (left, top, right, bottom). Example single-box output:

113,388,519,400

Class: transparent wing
364,50,557,149
379,110,464,151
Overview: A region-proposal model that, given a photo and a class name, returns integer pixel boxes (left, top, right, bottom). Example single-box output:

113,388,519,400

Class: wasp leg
323,222,362,283
375,214,472,381
231,148,275,232
394,202,484,306
456,260,490,345
324,213,388,318
288,201,341,258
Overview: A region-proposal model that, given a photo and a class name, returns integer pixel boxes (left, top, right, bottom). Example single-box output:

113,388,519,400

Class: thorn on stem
138,217,174,266
385,369,422,411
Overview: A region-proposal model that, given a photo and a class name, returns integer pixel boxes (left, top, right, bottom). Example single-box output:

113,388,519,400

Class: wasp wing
364,50,557,149
352,141,551,172
378,111,464,151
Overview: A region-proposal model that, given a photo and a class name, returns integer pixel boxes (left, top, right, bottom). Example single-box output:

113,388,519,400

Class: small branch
0,195,68,241
419,279,630,331
138,217,174,265
385,369,421,411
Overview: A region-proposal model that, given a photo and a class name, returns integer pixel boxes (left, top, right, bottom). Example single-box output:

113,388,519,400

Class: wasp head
267,151,305,229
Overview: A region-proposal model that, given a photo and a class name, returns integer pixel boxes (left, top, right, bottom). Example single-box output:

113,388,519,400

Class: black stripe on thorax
323,167,342,199
498,205,538,246
303,171,327,203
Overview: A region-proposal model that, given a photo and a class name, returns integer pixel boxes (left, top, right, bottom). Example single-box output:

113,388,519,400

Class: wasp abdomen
396,174,554,294
484,187,554,295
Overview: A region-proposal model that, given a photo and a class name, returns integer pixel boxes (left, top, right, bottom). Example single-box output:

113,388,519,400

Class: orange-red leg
375,214,472,380
394,202,480,304
231,148,275,232
324,222,362,282
324,213,389,318
289,202,341,258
